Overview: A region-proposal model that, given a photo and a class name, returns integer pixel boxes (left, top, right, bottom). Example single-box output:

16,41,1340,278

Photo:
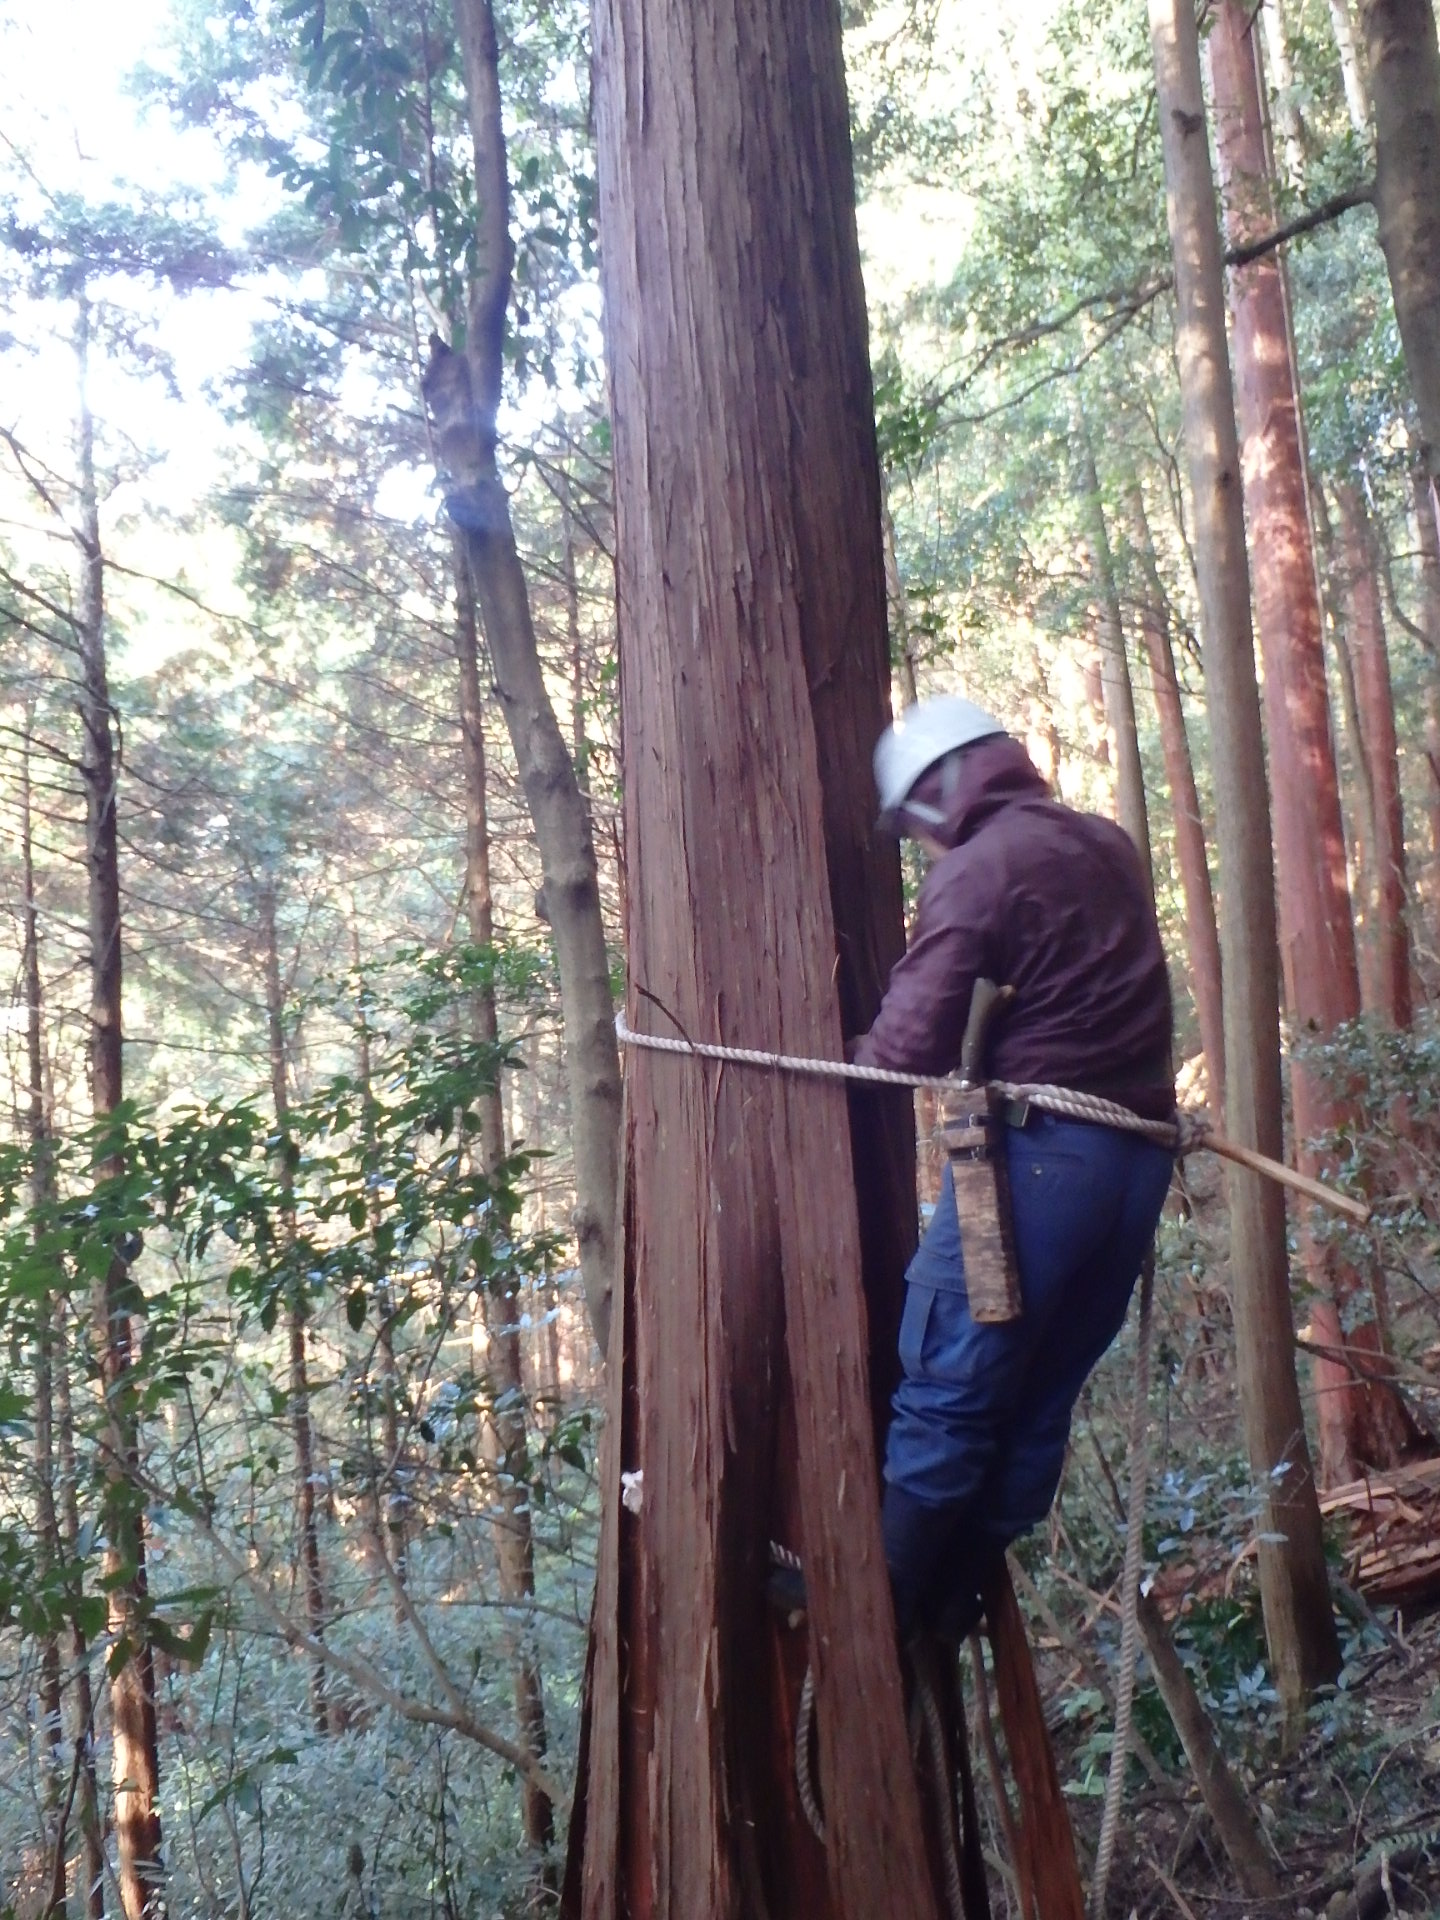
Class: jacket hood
918,733,1050,849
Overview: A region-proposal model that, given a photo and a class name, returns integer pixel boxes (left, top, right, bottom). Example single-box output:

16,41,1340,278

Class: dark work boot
882,1484,964,1638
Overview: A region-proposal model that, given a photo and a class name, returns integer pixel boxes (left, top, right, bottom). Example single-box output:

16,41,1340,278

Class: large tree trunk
1357,0,1440,518
1127,483,1227,1111
572,0,951,1912
74,289,167,1920
1208,0,1415,1482
256,882,330,1732
421,0,621,1363
1334,480,1412,1026
1148,0,1341,1720
453,541,554,1856
1077,424,1153,875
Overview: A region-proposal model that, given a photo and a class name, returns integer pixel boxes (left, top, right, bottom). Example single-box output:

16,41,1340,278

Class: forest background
4,0,1440,1915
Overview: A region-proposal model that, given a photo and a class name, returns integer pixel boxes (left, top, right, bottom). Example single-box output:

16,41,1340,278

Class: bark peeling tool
942,977,1022,1325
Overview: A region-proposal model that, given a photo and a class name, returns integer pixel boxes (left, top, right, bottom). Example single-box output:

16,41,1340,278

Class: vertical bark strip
453,541,554,1855
1127,484,1227,1111
579,0,942,1913
257,884,330,1732
1334,480,1412,1026
426,0,622,1361
74,288,168,1920
1209,0,1413,1480
1148,0,1342,1715
1357,0,1440,508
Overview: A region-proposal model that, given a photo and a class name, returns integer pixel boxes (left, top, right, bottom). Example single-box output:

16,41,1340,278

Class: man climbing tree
857,696,1175,1640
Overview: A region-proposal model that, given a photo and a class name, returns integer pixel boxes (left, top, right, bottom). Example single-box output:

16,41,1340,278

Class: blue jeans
883,1115,1172,1628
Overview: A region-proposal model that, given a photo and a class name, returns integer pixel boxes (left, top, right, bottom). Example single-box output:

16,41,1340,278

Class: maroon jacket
855,736,1174,1120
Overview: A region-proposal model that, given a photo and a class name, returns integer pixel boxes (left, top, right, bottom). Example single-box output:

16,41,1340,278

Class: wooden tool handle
1204,1131,1371,1224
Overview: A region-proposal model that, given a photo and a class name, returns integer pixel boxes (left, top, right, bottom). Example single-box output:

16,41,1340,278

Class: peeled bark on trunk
573,0,961,1912
1149,0,1342,1717
1128,483,1227,1111
257,884,330,1732
453,538,553,1855
1357,0,1440,509
74,290,167,1920
1077,426,1154,877
1209,0,1414,1484
1334,480,1412,1026
422,0,620,1362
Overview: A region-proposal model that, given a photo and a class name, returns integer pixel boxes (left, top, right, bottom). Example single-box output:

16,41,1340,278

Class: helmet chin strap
898,750,965,836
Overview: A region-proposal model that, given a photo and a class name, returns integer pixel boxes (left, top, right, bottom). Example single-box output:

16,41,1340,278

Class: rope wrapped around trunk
615,1012,1196,1150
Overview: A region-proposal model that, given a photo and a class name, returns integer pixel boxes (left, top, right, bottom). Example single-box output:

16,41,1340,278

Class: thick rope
1090,1257,1155,1919
615,1013,1188,1149
794,1666,826,1842
915,1658,970,1920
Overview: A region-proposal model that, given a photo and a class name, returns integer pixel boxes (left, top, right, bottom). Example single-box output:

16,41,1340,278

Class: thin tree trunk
1134,1593,1280,1898
1077,423,1154,875
453,533,554,1855
74,288,167,1920
422,0,621,1362
575,0,955,1910
1334,479,1412,1025
1330,0,1375,137
1260,0,1309,182
22,722,67,1905
1128,482,1227,1111
1415,470,1440,950
1209,0,1414,1482
881,484,921,708
1357,0,1440,515
257,883,330,1732
54,1296,105,1919
1314,478,1382,968
1149,0,1342,1720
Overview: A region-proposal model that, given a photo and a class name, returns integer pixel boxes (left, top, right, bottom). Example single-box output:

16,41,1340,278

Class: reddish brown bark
1149,0,1341,1718
1128,484,1226,1111
1334,479,1412,1026
575,0,948,1913
74,290,167,1920
1414,472,1440,951
1209,0,1414,1483
1357,0,1440,503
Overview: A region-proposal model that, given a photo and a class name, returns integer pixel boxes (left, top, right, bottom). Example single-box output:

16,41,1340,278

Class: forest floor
1058,1594,1440,1919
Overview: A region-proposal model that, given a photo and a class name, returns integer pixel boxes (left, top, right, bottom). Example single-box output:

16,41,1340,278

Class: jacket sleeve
853,853,998,1075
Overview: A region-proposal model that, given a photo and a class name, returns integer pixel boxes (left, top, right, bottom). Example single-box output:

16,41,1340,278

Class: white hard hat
874,695,1006,833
